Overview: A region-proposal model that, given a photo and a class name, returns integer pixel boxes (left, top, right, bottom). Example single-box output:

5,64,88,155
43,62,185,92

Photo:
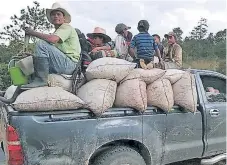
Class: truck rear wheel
92,146,146,165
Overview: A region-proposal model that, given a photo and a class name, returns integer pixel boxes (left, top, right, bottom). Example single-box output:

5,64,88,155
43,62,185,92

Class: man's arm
25,28,60,44
155,48,162,61
91,42,114,53
30,31,60,44
153,42,162,62
92,45,111,52
128,36,136,60
129,47,136,58
174,45,182,67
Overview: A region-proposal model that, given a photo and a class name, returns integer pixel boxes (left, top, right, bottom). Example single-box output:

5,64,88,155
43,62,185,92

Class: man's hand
91,47,100,53
24,27,34,36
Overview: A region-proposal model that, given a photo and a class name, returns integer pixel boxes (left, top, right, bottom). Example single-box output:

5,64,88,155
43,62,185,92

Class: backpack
75,28,91,53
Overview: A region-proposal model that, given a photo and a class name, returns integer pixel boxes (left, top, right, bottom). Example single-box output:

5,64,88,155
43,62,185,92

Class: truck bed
1,104,193,165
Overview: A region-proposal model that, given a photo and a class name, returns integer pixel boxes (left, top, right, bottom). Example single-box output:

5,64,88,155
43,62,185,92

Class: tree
214,29,226,43
0,1,53,42
0,1,53,90
190,18,208,40
207,33,215,44
0,63,11,90
172,27,183,42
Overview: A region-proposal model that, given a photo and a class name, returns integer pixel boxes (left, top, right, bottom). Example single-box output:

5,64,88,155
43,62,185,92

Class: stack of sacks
77,57,136,116
146,69,197,113
115,68,197,113
147,69,186,112
11,56,197,114
12,87,85,111
115,68,166,112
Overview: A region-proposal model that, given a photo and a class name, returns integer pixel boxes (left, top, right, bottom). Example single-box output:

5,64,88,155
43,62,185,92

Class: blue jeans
35,40,77,75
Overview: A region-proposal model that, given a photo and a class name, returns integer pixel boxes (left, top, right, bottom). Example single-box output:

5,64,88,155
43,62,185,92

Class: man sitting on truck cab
21,2,81,88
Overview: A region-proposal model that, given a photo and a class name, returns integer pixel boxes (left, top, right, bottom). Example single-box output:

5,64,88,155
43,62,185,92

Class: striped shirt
130,32,158,59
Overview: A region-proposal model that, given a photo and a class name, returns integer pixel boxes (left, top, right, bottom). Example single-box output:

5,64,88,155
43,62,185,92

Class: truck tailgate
0,103,8,164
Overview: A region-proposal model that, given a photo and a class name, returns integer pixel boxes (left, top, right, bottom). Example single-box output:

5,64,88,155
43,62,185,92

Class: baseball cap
115,23,131,33
164,32,176,38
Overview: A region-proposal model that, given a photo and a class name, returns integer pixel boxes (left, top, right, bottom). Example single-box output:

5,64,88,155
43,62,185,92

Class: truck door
163,74,204,164
197,72,226,157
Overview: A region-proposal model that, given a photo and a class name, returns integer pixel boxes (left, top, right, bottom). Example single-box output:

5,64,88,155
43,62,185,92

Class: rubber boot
21,57,49,89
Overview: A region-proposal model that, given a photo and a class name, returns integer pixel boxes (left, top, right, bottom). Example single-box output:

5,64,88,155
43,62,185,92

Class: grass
183,59,219,70
183,59,226,75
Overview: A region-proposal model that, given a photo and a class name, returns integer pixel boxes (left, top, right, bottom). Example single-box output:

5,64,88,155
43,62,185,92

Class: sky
0,0,226,41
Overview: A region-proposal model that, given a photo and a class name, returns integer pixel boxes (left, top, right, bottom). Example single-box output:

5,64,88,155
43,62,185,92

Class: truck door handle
209,109,220,117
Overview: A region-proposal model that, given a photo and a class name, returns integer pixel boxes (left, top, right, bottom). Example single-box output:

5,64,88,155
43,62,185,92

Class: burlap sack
172,72,197,112
114,79,147,112
122,68,166,84
164,61,180,69
4,85,18,99
147,79,174,112
48,74,86,92
77,79,117,116
85,57,136,83
163,69,185,84
12,87,85,111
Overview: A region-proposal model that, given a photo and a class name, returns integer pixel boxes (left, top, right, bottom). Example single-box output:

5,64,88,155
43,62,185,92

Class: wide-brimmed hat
164,32,176,38
87,27,111,43
115,23,131,34
46,2,71,24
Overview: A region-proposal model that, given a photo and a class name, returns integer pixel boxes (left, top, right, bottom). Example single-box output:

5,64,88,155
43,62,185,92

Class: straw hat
87,27,111,43
46,2,71,24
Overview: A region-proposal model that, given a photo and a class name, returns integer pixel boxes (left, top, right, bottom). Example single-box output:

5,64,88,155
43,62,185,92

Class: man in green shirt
22,3,81,88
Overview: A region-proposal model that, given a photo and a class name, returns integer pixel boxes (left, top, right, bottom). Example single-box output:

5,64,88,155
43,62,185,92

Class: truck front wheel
92,146,146,165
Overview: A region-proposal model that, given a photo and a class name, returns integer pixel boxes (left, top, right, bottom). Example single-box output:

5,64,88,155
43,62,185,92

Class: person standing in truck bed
129,20,163,69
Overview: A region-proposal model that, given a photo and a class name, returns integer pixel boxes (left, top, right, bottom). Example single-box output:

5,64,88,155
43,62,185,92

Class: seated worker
86,27,115,60
152,34,164,58
114,23,132,61
152,34,164,68
22,3,81,88
163,32,182,69
129,20,163,69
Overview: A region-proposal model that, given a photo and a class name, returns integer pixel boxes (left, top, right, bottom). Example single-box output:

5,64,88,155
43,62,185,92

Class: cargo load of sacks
11,57,197,116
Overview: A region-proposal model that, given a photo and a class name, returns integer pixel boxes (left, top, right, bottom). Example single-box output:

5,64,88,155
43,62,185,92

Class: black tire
92,146,146,165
